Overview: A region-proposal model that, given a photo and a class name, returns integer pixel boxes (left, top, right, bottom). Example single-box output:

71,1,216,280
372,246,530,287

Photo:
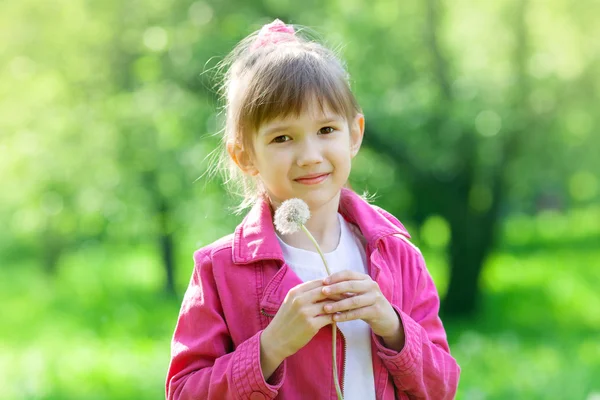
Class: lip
294,173,330,185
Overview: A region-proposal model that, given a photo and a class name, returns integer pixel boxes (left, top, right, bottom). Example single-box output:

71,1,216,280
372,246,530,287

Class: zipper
338,327,347,396
260,308,276,318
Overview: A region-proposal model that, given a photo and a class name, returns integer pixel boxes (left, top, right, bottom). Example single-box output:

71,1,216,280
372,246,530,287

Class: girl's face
245,101,364,212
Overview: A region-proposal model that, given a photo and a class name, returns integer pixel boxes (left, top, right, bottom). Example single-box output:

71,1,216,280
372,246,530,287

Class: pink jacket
166,188,460,399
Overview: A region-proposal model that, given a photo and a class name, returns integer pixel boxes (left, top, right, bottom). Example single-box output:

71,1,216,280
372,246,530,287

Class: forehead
266,99,343,124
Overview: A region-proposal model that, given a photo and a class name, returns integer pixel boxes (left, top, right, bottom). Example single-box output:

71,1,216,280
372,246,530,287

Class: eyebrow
261,116,343,137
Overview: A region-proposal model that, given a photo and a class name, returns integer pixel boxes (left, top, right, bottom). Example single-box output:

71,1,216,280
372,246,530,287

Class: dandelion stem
300,225,332,275
299,224,343,400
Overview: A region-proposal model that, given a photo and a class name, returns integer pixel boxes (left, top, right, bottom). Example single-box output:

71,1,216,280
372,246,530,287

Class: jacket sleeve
372,248,460,400
166,251,286,400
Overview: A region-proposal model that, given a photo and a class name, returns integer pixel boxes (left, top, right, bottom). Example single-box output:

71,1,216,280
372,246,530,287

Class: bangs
238,47,360,134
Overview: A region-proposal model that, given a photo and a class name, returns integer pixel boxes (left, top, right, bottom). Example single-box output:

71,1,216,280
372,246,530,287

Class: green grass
422,205,600,399
2,208,600,399
1,244,179,400
447,245,600,399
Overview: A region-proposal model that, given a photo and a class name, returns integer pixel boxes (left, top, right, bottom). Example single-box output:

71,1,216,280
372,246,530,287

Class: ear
350,113,365,158
227,141,259,176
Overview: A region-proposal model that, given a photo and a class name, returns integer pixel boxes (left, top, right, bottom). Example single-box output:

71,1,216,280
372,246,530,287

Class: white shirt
276,213,376,400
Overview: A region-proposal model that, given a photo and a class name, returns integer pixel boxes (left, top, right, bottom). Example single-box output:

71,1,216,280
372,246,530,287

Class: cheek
267,149,292,165
330,144,352,164
340,159,352,174
254,147,275,169
334,153,353,177
257,151,288,177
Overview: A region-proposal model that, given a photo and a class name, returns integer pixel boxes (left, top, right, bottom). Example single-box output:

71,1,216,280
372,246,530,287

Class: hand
321,270,404,345
262,278,350,360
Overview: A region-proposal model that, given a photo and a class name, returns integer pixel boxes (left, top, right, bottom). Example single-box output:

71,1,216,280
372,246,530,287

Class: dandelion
274,198,343,400
273,198,311,235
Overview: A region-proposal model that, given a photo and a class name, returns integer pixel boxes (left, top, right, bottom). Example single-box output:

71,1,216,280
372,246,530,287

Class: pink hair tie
251,19,297,51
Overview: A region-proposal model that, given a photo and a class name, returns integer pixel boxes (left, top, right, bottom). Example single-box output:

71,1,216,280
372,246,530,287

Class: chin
301,190,341,211
268,184,342,210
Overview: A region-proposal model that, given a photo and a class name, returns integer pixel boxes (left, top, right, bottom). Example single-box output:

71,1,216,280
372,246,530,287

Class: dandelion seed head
273,198,310,235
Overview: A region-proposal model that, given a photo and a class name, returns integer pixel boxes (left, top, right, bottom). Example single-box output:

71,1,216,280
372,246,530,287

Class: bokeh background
1,0,599,399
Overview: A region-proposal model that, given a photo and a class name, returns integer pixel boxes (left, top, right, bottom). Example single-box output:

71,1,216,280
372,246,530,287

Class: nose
296,136,323,167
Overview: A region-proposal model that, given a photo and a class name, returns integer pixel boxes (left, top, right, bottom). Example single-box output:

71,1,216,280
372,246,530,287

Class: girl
166,19,460,400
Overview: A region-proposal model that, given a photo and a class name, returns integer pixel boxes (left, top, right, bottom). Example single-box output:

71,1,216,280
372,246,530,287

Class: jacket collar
232,188,410,265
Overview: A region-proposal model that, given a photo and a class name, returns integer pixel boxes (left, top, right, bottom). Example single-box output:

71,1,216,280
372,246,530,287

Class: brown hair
211,23,362,213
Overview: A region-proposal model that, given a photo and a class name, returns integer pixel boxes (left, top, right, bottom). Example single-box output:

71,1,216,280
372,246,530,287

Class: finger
316,293,348,302
321,278,372,296
297,280,364,304
323,270,368,285
289,278,324,296
322,293,376,314
298,286,337,306
311,313,335,330
331,305,375,322
296,300,336,320
337,292,358,300
312,300,336,317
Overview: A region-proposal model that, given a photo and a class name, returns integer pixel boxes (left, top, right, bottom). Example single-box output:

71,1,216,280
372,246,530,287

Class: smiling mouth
294,173,330,185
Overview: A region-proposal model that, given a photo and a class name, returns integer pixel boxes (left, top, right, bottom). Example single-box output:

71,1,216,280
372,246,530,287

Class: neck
274,192,342,253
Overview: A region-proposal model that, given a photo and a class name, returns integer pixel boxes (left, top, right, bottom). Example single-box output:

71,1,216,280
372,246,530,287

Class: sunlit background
1,0,599,399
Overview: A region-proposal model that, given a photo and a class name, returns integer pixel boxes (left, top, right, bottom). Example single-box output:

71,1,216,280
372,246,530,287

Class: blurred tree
344,0,599,315
351,0,519,316
1,0,598,306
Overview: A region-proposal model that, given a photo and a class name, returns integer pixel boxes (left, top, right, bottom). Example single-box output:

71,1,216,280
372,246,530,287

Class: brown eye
319,127,334,134
272,135,291,143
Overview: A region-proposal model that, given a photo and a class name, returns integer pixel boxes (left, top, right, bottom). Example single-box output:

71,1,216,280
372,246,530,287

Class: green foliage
2,0,599,260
